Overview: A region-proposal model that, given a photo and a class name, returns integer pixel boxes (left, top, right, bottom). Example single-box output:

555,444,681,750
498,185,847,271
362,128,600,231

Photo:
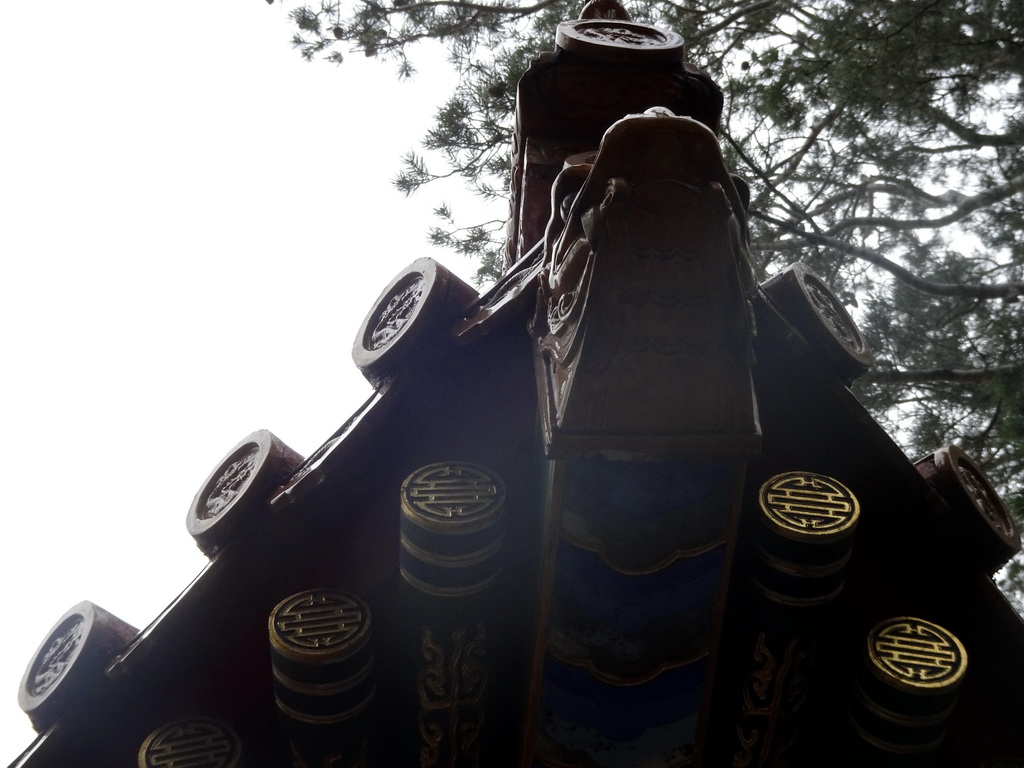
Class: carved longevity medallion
271,591,370,654
138,718,242,768
754,471,859,607
867,617,967,690
850,617,967,755
402,463,505,526
759,472,859,538
269,589,375,742
400,463,507,597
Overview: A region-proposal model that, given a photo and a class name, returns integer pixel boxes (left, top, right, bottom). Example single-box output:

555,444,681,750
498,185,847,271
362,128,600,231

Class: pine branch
923,104,1021,148
808,176,971,217
863,365,1021,385
750,240,808,253
696,0,780,39
824,172,1024,235
382,0,562,18
725,132,814,225
768,103,845,184
753,210,1024,300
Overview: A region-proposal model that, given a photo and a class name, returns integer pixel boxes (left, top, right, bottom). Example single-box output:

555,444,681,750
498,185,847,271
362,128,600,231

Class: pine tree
270,0,1024,601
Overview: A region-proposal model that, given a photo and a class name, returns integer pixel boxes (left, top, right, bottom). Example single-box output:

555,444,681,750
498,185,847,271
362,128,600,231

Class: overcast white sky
0,1,487,757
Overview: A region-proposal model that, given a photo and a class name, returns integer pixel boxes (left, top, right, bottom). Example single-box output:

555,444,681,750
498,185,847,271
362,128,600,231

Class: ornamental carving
734,634,814,768
534,108,758,457
803,276,863,353
402,463,505,527
418,624,488,768
20,602,139,730
758,472,859,538
289,741,369,768
957,455,1016,538
913,445,1020,574
352,258,477,386
200,444,259,521
187,430,304,556
28,615,85,697
401,463,507,597
456,244,546,342
867,617,967,690
138,718,242,768
367,273,425,351
759,262,873,382
508,2,723,268
556,19,685,60
271,591,370,655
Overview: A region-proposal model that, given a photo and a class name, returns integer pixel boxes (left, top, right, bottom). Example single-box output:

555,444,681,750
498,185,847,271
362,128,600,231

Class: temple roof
11,9,1024,768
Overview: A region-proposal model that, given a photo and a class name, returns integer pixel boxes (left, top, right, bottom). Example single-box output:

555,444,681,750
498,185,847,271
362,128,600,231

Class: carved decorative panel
733,634,814,768
417,624,488,768
557,457,734,575
534,459,746,767
534,109,758,458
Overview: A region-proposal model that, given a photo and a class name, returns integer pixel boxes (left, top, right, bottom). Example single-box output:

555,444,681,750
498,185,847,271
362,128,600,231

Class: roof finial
579,0,630,20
